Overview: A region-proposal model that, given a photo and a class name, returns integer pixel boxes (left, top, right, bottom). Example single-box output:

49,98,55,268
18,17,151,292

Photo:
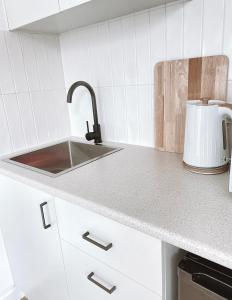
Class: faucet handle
86,120,90,133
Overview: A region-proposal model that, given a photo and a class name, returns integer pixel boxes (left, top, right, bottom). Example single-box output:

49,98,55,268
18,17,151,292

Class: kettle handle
219,104,232,157
218,103,232,119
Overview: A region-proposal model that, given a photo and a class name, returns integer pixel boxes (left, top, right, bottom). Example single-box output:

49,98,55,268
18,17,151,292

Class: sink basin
5,140,121,177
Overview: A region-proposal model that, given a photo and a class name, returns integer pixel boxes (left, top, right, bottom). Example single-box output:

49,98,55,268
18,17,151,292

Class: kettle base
183,161,229,175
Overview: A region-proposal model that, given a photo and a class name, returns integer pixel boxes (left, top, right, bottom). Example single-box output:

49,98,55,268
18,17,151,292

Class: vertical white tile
113,86,127,142
17,93,38,147
109,19,125,86
0,95,12,154
150,6,166,78
97,86,115,141
19,32,40,92
183,0,203,58
121,15,137,85
135,11,151,85
223,0,232,80
30,91,50,144
202,0,225,56
42,89,70,141
166,2,184,60
125,85,139,145
0,19,7,30
95,22,113,87
0,0,5,19
51,89,71,138
43,90,60,140
2,94,26,151
0,32,15,94
74,28,93,84
44,36,65,90
33,34,51,90
4,32,28,93
227,81,232,103
138,85,154,147
60,29,80,89
84,25,100,87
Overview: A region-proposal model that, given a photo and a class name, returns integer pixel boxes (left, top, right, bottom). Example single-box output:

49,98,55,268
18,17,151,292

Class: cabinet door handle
40,202,51,230
87,272,116,294
82,231,112,251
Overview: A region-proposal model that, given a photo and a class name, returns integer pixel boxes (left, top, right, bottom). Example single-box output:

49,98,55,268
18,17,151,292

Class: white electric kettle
183,99,232,174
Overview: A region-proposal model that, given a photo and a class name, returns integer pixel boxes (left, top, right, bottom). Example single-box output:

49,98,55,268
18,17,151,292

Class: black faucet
67,81,102,144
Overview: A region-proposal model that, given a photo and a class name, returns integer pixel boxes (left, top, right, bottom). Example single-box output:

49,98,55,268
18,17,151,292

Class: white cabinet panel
0,175,68,300
4,0,60,29
59,0,91,11
62,240,161,300
0,229,14,297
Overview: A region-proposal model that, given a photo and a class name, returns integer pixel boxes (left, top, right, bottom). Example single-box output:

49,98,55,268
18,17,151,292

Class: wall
0,0,70,297
60,0,232,147
0,0,70,157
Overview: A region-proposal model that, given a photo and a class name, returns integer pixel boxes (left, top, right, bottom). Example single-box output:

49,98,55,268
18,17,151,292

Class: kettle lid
188,99,226,107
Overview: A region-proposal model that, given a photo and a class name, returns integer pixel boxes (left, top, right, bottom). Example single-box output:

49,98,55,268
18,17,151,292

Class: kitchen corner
0,0,232,300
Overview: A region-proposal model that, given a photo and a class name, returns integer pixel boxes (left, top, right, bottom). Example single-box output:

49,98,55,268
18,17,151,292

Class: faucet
67,81,102,144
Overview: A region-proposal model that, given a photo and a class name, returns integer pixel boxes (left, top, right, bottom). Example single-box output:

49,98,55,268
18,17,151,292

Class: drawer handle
87,272,116,294
40,202,51,230
82,231,112,251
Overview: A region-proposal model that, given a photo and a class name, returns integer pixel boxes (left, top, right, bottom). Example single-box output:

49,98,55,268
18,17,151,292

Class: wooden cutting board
155,55,229,153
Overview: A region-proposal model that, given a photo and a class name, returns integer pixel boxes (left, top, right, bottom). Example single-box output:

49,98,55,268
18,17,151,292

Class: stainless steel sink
4,140,122,177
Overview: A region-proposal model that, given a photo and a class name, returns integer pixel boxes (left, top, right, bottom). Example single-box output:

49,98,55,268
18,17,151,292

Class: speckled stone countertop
0,137,232,269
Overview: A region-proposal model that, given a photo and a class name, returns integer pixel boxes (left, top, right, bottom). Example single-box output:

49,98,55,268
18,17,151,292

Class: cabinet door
62,240,161,300
4,0,60,29
0,175,68,300
59,0,91,11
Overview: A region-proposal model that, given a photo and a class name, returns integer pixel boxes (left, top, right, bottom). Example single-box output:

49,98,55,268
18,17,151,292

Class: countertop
0,137,232,269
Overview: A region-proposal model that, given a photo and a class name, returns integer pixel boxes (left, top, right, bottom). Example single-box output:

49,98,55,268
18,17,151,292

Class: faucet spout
67,81,102,144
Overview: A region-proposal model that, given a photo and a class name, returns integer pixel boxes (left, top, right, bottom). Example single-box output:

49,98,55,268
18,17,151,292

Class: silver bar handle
87,272,116,294
82,231,112,251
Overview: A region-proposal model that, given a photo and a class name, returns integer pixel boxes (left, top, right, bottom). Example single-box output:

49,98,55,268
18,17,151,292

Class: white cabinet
0,174,182,299
0,229,14,297
59,0,91,11
0,175,68,300
4,0,60,29
3,0,190,33
56,198,182,300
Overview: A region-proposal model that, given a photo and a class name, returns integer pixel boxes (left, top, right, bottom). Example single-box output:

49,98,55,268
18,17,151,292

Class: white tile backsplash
60,0,232,147
0,0,70,156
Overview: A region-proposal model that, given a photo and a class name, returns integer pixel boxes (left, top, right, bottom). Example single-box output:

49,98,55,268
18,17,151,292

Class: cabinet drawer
62,240,161,300
55,198,163,295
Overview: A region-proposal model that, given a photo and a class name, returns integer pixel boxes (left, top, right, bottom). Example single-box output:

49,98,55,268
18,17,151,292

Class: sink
4,140,122,177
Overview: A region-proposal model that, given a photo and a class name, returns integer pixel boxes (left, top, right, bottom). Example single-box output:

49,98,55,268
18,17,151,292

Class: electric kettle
183,99,232,174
